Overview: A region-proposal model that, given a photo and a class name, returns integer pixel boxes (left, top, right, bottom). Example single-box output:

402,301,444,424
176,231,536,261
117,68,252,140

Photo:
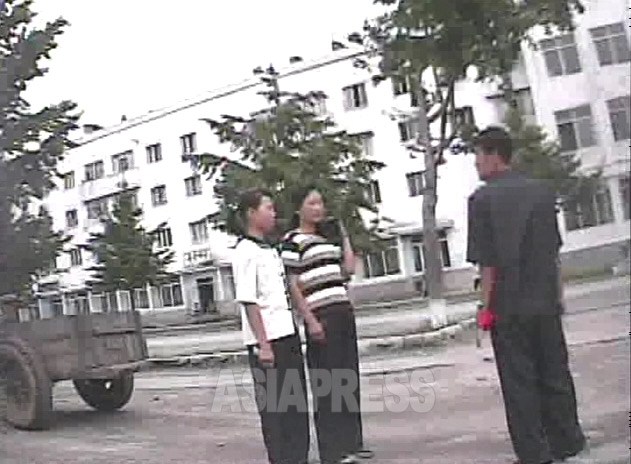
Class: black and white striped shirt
280,231,350,311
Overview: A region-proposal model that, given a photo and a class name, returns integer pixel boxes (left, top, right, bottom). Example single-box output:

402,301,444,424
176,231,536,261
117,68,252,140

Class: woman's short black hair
473,126,513,164
289,183,324,229
291,183,323,212
237,188,273,221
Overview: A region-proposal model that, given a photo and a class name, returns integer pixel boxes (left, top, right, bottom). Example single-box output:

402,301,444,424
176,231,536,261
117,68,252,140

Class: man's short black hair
237,188,273,220
473,126,513,164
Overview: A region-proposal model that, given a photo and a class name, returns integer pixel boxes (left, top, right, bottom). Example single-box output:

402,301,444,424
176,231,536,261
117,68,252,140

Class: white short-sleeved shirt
232,236,296,346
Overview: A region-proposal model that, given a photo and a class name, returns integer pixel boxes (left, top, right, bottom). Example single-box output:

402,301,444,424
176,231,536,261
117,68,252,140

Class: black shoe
355,448,374,459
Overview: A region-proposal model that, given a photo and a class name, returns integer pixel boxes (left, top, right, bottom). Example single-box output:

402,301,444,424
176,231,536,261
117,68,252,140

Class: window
67,291,89,314
454,106,476,127
86,198,108,219
133,288,150,309
189,219,209,244
180,133,197,158
410,231,452,273
84,161,104,181
306,96,327,116
554,105,596,152
359,133,374,157
342,83,368,110
540,33,582,77
363,239,400,278
590,23,630,67
392,75,410,96
63,171,75,190
185,175,202,196
563,182,614,231
91,292,119,313
406,171,425,197
112,150,134,173
111,192,138,211
159,280,184,307
69,248,82,267
607,96,630,142
65,209,78,228
398,119,417,142
146,143,162,163
619,176,630,221
410,90,420,107
515,89,535,116
367,180,382,204
154,227,173,248
151,185,168,206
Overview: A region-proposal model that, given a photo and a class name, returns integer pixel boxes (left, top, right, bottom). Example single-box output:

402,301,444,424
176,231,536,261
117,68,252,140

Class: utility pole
413,72,447,328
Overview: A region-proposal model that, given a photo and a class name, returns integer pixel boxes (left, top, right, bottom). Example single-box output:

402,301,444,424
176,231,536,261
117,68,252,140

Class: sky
27,0,384,127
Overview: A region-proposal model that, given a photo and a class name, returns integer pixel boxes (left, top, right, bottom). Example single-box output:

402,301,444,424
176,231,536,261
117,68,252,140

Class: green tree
0,0,78,298
506,106,595,201
196,65,385,251
352,0,584,318
82,192,174,306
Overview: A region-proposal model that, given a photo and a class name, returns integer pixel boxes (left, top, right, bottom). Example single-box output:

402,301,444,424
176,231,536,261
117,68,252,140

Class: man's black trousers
491,314,586,464
248,333,310,464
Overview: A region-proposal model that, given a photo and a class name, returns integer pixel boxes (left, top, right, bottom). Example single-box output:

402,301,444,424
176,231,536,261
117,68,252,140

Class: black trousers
491,314,585,464
305,303,363,464
248,333,310,464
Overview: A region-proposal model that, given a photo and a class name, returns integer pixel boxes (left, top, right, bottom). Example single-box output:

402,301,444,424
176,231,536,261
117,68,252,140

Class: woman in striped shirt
281,187,371,464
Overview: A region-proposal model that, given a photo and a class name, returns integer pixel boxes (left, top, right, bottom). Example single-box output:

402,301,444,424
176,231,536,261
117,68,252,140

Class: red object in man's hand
478,308,497,331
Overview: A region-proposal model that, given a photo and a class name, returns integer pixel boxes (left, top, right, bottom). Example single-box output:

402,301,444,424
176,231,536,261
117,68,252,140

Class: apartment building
36,1,629,318
519,0,630,270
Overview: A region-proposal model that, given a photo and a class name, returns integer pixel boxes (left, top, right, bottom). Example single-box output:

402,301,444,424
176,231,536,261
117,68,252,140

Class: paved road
145,277,630,358
1,299,628,463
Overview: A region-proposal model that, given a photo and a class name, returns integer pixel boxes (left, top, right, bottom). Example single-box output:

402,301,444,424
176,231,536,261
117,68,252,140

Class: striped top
280,231,350,311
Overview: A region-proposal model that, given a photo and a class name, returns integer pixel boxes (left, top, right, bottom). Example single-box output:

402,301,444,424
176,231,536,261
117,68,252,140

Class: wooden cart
0,301,148,430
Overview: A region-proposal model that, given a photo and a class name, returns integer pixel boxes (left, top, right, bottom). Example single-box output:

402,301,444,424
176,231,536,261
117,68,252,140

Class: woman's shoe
339,454,360,464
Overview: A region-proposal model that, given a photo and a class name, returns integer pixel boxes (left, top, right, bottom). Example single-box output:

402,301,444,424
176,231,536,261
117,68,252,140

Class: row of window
63,282,184,314
541,22,630,77
61,133,198,190
564,176,630,231
554,95,630,152
65,175,203,229
362,232,451,279
150,175,202,206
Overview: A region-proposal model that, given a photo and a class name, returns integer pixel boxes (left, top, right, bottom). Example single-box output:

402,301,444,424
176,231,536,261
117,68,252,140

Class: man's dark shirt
467,171,562,315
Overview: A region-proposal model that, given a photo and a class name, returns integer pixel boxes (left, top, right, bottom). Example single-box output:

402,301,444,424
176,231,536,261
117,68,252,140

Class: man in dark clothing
467,127,587,464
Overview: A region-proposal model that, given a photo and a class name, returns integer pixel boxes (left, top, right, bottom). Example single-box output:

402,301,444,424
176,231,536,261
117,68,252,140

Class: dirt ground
1,305,629,464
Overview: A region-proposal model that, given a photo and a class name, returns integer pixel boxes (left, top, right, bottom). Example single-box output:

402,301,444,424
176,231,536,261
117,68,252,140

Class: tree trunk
414,75,447,327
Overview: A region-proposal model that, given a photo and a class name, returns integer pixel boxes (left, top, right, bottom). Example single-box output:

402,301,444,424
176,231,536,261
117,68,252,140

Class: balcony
79,168,141,202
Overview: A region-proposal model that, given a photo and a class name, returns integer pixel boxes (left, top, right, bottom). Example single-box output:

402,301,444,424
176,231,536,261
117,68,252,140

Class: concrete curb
146,316,478,370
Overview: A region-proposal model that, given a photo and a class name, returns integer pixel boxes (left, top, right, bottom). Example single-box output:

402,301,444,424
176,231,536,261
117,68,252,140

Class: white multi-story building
518,0,630,271
36,1,629,319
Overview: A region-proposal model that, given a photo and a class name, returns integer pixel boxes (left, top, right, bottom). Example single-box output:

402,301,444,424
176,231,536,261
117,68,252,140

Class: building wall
520,0,630,261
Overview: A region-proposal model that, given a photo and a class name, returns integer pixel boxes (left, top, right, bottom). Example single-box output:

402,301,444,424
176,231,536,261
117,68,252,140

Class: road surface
1,290,628,463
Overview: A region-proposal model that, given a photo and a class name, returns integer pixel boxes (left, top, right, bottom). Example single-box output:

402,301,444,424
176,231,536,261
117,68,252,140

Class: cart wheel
0,338,53,430
73,373,134,411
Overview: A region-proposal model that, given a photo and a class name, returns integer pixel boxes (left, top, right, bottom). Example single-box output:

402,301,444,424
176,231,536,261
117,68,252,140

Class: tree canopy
196,66,385,251
82,191,174,294
0,0,78,298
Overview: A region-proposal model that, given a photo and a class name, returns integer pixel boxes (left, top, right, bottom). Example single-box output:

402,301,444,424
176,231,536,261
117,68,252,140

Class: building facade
36,1,630,318
520,0,630,272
